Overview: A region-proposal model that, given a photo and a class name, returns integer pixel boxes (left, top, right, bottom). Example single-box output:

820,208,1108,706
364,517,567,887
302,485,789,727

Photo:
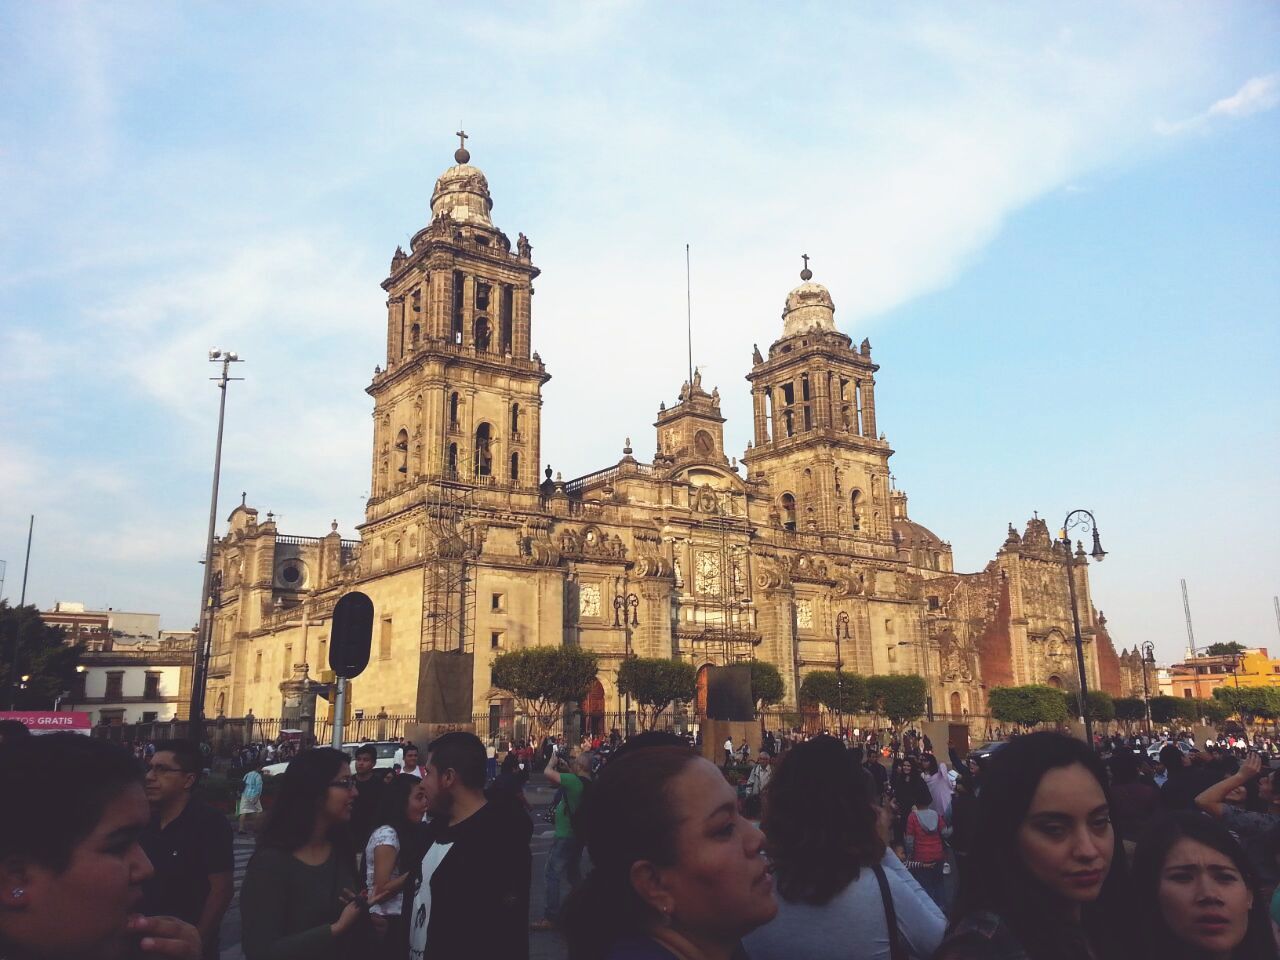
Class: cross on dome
454,128,470,164
800,254,812,281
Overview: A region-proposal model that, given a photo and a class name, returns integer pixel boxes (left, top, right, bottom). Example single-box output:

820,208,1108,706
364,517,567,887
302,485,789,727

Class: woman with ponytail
561,745,777,960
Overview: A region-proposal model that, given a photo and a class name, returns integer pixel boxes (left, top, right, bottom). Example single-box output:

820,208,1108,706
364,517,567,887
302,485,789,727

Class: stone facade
203,144,1124,729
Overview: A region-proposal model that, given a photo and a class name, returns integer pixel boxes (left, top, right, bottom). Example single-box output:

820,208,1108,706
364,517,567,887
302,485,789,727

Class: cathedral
204,139,1128,733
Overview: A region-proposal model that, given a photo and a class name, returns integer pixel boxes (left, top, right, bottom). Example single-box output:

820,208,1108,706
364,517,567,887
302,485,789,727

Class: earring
11,888,24,899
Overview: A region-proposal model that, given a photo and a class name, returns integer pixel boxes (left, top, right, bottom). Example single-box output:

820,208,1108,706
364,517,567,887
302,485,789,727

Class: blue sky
1,3,1277,664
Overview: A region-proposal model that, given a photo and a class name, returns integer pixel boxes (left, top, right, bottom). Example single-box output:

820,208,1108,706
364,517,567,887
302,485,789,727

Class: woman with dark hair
744,735,945,960
240,748,367,960
919,753,954,819
937,731,1132,960
890,757,927,847
364,774,427,953
1131,812,1277,960
0,733,201,960
561,745,776,960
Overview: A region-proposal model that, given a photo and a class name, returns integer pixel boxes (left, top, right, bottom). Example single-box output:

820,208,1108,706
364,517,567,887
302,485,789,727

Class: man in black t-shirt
351,743,385,848
140,739,233,960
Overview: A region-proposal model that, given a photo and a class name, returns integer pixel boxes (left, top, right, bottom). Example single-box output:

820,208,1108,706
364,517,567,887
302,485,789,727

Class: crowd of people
2,718,1279,960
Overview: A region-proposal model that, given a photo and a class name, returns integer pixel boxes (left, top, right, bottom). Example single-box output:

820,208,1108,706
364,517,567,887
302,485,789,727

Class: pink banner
0,711,92,734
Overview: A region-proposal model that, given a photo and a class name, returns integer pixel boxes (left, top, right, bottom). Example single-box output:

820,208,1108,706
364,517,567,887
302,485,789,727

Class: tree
1204,642,1246,657
1213,686,1280,726
1173,697,1200,725
1066,690,1116,723
989,685,1070,729
1113,697,1147,725
866,674,927,733
1192,697,1230,726
797,670,865,718
616,657,697,731
0,602,83,710
1148,695,1182,726
748,660,786,716
490,645,599,743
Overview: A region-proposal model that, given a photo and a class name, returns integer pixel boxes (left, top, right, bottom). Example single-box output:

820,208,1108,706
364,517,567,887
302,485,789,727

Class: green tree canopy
798,670,865,716
1066,690,1116,723
1192,697,1230,725
1212,686,1280,724
748,660,786,715
989,685,1070,729
0,602,83,710
491,645,599,742
616,657,697,731
1113,697,1147,723
1204,642,1246,657
866,674,928,731
1148,695,1183,725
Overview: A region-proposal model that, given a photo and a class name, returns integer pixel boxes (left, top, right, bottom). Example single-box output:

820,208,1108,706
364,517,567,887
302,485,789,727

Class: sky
1,3,1277,666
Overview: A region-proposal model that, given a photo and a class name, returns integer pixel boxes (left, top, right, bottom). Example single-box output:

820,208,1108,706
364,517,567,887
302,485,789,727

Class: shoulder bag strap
871,861,908,960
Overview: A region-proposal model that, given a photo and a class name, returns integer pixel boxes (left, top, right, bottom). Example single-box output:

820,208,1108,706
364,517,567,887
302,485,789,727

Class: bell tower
741,258,893,539
366,134,550,524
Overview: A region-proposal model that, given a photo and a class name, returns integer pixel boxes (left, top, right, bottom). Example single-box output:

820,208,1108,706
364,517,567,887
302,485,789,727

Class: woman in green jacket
241,748,367,960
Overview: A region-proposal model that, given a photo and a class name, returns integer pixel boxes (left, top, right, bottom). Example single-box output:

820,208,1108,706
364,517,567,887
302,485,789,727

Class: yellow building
203,141,1125,735
1169,649,1280,700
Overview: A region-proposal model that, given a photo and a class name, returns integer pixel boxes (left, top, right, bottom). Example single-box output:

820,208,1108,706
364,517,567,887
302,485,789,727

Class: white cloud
1156,72,1280,134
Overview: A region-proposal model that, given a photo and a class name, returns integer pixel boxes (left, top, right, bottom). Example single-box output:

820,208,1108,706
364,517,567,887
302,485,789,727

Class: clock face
695,551,722,596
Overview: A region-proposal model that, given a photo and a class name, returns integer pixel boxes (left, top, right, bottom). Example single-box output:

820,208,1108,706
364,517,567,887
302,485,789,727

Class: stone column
811,366,830,430
514,284,532,359
770,385,784,441
862,379,878,439
386,297,404,362
462,274,476,350
751,386,768,445
427,269,449,340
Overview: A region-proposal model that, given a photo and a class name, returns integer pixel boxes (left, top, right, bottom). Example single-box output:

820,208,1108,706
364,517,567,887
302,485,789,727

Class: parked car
969,741,1009,762
261,740,401,777
1146,740,1194,761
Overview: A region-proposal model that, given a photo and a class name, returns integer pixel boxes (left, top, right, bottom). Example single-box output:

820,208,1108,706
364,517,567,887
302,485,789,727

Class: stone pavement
219,773,569,960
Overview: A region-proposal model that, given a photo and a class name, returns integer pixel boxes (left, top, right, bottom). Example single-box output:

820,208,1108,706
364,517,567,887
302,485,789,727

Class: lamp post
1059,509,1107,748
188,349,244,740
835,611,850,737
1140,641,1155,735
613,591,639,734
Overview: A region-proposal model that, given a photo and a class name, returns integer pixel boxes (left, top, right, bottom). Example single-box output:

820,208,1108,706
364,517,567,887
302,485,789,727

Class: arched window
409,323,420,348
395,429,409,475
950,691,962,716
474,423,493,477
447,443,458,478
509,452,520,482
850,490,862,531
510,403,521,436
449,392,459,428
501,313,513,354
780,493,797,532
474,316,491,352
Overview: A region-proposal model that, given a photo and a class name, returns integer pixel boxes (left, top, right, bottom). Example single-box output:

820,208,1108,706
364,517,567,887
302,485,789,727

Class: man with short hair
402,744,425,778
140,739,234,960
351,743,385,846
724,734,735,766
407,731,531,960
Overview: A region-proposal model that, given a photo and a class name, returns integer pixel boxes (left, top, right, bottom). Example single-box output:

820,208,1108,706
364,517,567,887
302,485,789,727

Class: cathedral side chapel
204,140,1127,732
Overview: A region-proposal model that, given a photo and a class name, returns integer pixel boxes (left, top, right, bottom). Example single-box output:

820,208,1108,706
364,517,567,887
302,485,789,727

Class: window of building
449,392,460,427
104,672,124,700
317,638,327,670
380,617,393,660
780,493,797,532
100,709,125,726
282,644,292,678
510,403,521,435
474,423,492,477
474,316,492,351
509,452,519,482
254,652,263,681
143,672,161,699
447,443,459,478
884,619,895,635
491,592,505,612
491,630,503,650
142,711,159,723
1183,690,1193,698
927,596,941,611
500,286,514,353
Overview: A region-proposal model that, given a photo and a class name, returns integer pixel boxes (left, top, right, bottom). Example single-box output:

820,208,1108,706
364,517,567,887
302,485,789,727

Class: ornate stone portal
202,143,1124,727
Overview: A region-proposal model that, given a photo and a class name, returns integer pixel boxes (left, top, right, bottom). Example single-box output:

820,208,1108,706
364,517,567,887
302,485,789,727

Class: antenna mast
1273,595,1280,643
1181,578,1197,657
685,243,693,392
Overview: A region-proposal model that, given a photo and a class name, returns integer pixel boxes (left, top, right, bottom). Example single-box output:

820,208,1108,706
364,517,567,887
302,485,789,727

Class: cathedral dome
781,259,836,336
430,152,494,227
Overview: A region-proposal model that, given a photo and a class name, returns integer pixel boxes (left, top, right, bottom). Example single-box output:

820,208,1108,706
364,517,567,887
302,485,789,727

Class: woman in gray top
744,735,945,960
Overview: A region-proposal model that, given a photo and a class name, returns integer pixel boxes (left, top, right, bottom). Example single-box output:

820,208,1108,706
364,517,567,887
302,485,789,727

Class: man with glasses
139,739,234,960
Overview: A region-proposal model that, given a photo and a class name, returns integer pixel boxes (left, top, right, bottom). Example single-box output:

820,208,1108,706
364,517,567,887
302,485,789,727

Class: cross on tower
802,254,809,271
456,129,468,150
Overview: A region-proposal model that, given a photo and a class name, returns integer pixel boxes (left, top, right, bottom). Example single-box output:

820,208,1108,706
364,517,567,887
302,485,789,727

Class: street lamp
835,611,850,737
189,349,244,740
1060,509,1107,748
1140,641,1155,735
613,591,639,734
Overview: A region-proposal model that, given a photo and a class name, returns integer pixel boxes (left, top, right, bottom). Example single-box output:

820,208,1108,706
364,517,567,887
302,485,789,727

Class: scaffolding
420,480,475,654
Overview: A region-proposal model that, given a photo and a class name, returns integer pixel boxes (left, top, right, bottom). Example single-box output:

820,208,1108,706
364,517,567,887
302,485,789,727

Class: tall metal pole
6,516,34,709
1061,508,1107,749
189,351,242,737
1181,579,1197,658
835,611,849,737
331,676,347,747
